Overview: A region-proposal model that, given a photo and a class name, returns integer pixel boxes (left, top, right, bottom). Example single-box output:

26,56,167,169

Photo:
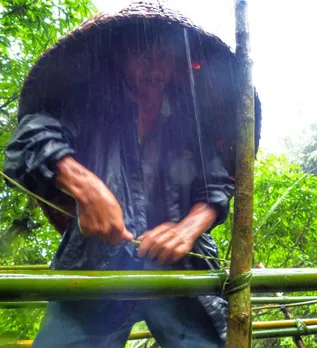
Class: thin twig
0,94,19,110
252,299,317,312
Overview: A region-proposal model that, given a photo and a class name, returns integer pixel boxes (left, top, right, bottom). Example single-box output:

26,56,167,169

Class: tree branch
0,0,39,20
0,94,19,111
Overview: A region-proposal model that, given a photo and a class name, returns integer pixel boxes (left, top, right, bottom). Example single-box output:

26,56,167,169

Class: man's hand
55,156,133,244
137,203,219,264
137,222,194,264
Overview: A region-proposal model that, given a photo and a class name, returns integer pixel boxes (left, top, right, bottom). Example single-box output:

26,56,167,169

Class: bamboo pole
0,332,153,348
227,0,254,346
0,270,225,301
0,301,48,309
0,269,317,301
253,319,317,329
0,265,49,270
253,325,317,339
2,296,317,308
251,296,317,304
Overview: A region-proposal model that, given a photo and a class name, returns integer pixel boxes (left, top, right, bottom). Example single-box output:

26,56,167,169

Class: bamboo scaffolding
227,0,254,346
0,269,317,301
255,262,306,348
4,322,317,347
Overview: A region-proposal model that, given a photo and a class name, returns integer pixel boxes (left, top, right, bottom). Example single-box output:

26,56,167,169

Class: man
4,2,261,347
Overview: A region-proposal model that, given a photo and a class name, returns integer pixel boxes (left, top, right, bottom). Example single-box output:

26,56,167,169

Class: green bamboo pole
251,296,317,304
1,296,317,309
253,325,317,339
0,301,48,309
0,265,49,270
0,269,317,301
227,0,255,347
0,332,153,348
0,270,225,301
253,319,317,330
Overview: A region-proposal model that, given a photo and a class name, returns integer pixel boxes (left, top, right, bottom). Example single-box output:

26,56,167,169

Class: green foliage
213,151,317,347
0,0,96,343
214,152,317,269
0,0,97,160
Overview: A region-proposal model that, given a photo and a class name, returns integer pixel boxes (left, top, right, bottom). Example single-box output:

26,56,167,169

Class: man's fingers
123,228,133,241
169,245,188,263
137,237,152,257
156,239,179,264
145,233,172,261
137,222,175,241
106,230,121,245
137,225,172,257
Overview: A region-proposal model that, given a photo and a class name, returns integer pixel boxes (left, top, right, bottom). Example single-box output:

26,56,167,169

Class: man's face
123,44,175,93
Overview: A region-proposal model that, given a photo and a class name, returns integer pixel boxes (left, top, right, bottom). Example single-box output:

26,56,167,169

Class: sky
93,0,317,153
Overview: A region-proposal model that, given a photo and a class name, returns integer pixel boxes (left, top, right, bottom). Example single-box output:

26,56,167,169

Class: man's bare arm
55,156,133,244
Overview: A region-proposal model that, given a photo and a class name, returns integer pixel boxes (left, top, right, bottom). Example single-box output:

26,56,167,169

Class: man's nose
147,58,161,71
145,54,164,71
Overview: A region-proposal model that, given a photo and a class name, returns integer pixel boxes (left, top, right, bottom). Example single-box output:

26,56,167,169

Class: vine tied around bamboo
0,170,230,265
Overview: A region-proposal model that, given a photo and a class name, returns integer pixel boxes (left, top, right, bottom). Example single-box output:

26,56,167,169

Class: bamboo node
232,312,249,325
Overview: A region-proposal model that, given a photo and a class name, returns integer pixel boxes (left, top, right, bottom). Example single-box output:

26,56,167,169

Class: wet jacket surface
3,1,262,342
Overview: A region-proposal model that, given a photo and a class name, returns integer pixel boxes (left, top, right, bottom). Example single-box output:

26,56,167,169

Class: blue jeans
32,297,224,347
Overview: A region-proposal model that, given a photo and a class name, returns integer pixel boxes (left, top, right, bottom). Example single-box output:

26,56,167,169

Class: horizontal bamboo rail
253,318,317,329
251,296,317,304
0,331,153,348
0,265,49,271
0,269,317,301
2,296,317,308
0,301,48,309
253,325,317,339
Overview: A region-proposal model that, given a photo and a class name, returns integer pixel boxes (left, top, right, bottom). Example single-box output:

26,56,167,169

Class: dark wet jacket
3,1,261,342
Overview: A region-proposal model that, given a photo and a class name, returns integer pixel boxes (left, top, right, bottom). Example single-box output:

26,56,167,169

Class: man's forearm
55,156,104,205
177,203,219,243
55,156,132,243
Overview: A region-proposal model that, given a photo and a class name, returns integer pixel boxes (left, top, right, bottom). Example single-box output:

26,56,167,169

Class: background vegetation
0,1,316,347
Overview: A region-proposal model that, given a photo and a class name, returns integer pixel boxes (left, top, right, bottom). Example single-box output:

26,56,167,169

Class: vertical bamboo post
226,1,254,347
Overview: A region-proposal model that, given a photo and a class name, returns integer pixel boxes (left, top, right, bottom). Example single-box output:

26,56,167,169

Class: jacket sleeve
3,113,76,198
191,127,235,226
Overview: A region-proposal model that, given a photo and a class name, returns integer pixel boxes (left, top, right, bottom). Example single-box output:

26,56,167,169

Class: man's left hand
137,222,194,264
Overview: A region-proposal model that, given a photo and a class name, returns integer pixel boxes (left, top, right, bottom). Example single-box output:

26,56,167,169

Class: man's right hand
55,156,133,244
